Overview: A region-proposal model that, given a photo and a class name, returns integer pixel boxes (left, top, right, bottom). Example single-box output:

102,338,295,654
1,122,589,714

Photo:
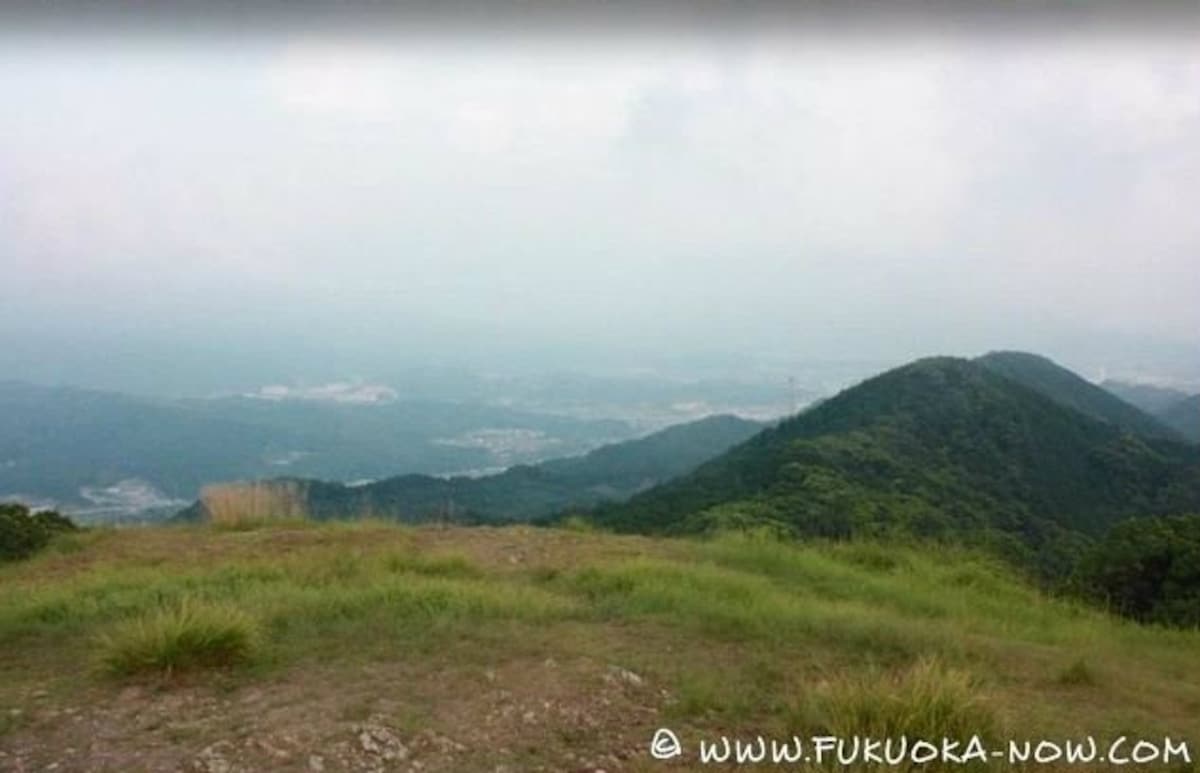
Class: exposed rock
605,666,644,688
193,741,236,773
356,720,409,762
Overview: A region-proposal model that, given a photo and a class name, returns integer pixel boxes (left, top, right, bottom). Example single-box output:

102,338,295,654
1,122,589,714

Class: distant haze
2,20,1198,395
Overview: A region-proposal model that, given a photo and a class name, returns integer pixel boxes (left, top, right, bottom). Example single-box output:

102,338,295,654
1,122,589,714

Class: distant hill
1100,379,1192,418
589,357,1200,576
0,381,631,519
1159,394,1200,443
0,382,286,505
976,351,1180,440
179,414,764,524
1097,379,1199,444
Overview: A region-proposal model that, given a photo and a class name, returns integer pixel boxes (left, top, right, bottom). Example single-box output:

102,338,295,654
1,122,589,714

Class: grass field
1,522,1197,771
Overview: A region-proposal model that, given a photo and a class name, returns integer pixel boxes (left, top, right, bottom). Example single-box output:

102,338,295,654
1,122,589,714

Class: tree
0,502,78,561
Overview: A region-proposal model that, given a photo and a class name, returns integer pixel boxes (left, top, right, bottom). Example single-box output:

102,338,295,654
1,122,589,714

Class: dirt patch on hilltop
0,646,687,772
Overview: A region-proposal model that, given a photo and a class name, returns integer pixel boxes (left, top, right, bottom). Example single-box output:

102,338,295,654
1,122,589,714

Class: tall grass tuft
98,600,260,677
1056,658,1097,687
801,657,998,770
201,481,309,527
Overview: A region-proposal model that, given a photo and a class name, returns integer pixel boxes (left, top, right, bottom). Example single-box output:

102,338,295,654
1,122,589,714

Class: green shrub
98,600,260,677
0,502,78,561
1073,514,1200,627
559,515,596,533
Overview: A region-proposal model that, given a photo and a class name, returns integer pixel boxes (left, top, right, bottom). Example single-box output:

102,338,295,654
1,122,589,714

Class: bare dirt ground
2,651,675,772
0,527,696,773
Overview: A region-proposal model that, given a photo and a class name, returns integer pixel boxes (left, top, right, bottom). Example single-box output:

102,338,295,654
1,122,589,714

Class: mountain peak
592,353,1200,576
975,350,1180,440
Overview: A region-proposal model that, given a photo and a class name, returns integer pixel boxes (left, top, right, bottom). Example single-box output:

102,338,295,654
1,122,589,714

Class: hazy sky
2,20,1198,393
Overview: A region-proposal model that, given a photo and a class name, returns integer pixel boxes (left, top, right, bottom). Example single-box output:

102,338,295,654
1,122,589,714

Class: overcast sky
2,22,1198,393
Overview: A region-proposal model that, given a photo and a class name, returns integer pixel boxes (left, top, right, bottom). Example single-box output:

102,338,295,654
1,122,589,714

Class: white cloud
1,34,1197,368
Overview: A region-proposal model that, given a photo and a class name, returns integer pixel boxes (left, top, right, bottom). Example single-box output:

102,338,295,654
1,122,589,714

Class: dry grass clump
201,481,309,527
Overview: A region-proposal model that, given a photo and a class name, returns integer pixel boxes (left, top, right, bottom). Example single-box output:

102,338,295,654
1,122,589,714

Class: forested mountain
1100,379,1192,418
588,357,1200,576
976,351,1180,440
0,381,630,517
179,414,763,524
1158,394,1200,443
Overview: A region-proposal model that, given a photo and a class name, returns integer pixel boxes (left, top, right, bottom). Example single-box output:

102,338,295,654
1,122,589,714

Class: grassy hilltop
2,521,1198,772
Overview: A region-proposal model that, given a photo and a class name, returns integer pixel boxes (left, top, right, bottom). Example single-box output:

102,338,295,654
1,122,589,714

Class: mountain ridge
179,414,764,524
1100,379,1192,417
586,354,1200,575
975,351,1181,440
1159,394,1200,443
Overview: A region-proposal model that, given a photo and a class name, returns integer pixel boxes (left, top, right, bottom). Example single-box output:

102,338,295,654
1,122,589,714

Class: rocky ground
1,653,675,772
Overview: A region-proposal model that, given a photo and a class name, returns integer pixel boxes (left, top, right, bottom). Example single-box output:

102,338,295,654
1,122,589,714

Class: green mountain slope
1159,394,1200,443
1100,379,1191,417
182,414,763,523
590,357,1200,574
976,351,1180,440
